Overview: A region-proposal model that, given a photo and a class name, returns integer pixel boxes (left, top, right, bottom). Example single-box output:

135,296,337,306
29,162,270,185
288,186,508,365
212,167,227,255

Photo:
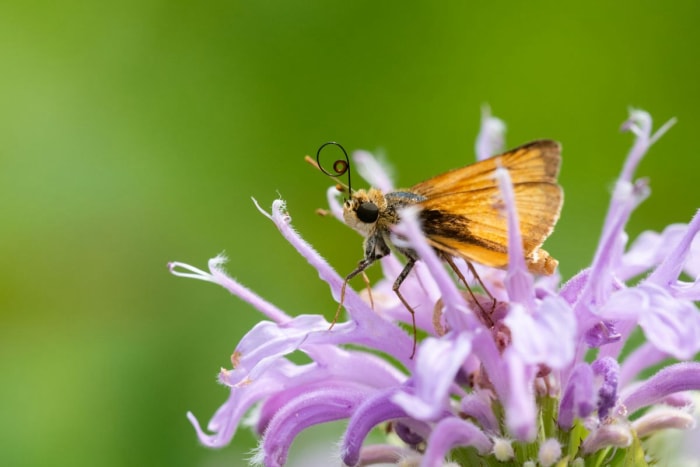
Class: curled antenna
316,142,353,196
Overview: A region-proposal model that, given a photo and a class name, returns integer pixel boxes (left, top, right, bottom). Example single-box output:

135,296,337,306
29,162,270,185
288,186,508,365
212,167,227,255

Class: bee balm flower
170,108,699,466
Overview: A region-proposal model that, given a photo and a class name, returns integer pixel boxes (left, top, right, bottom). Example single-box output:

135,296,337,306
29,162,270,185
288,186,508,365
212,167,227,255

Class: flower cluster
170,109,700,466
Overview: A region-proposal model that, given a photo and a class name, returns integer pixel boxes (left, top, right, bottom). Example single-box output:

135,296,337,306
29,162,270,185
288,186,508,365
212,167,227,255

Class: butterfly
311,140,562,357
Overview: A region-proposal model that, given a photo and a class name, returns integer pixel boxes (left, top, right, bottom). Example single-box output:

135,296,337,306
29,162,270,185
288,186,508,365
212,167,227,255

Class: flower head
170,108,700,466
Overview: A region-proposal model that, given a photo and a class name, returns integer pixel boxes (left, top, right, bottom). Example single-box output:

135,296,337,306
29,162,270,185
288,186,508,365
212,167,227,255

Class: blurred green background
1,1,698,466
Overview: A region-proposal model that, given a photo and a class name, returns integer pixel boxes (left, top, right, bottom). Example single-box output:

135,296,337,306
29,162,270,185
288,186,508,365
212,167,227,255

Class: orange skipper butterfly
309,140,562,357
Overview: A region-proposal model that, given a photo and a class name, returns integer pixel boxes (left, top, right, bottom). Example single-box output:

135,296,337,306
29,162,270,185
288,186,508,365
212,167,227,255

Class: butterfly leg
392,257,418,358
330,257,376,329
443,256,496,325
331,233,390,328
464,261,497,312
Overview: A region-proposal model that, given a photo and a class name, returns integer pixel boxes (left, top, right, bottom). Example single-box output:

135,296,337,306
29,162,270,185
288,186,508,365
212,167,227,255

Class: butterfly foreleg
330,257,375,329
330,233,390,329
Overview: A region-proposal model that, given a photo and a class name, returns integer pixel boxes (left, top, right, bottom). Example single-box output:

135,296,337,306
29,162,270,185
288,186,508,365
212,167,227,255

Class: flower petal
622,362,700,413
647,209,700,288
618,341,669,387
632,406,695,438
603,284,700,359
494,165,536,309
502,349,538,441
341,388,426,466
188,359,305,448
460,391,498,433
618,224,686,280
255,387,367,467
421,418,492,467
581,424,632,453
392,333,472,421
505,296,576,369
592,357,619,419
355,444,417,465
169,254,291,323
559,363,595,429
353,149,394,192
475,105,506,161
325,186,344,221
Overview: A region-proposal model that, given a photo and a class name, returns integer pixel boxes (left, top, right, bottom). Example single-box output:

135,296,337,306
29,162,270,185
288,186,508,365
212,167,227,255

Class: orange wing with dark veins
411,140,563,274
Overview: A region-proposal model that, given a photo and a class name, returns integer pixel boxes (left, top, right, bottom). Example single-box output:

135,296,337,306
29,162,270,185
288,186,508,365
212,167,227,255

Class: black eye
356,202,379,223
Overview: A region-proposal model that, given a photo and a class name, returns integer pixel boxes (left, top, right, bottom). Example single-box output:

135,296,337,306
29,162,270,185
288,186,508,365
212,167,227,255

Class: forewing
411,140,561,197
414,140,562,270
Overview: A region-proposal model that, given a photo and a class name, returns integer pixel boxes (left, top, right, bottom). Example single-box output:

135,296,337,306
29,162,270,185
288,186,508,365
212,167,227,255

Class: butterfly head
343,188,387,237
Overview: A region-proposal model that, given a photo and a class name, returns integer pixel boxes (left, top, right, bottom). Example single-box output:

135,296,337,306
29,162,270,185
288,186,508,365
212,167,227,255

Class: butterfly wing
411,140,562,274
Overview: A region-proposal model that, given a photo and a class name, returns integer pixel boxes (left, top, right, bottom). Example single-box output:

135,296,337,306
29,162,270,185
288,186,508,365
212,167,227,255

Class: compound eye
356,202,379,223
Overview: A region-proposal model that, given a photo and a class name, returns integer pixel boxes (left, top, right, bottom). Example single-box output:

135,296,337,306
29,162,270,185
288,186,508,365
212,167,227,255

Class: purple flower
171,108,700,466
